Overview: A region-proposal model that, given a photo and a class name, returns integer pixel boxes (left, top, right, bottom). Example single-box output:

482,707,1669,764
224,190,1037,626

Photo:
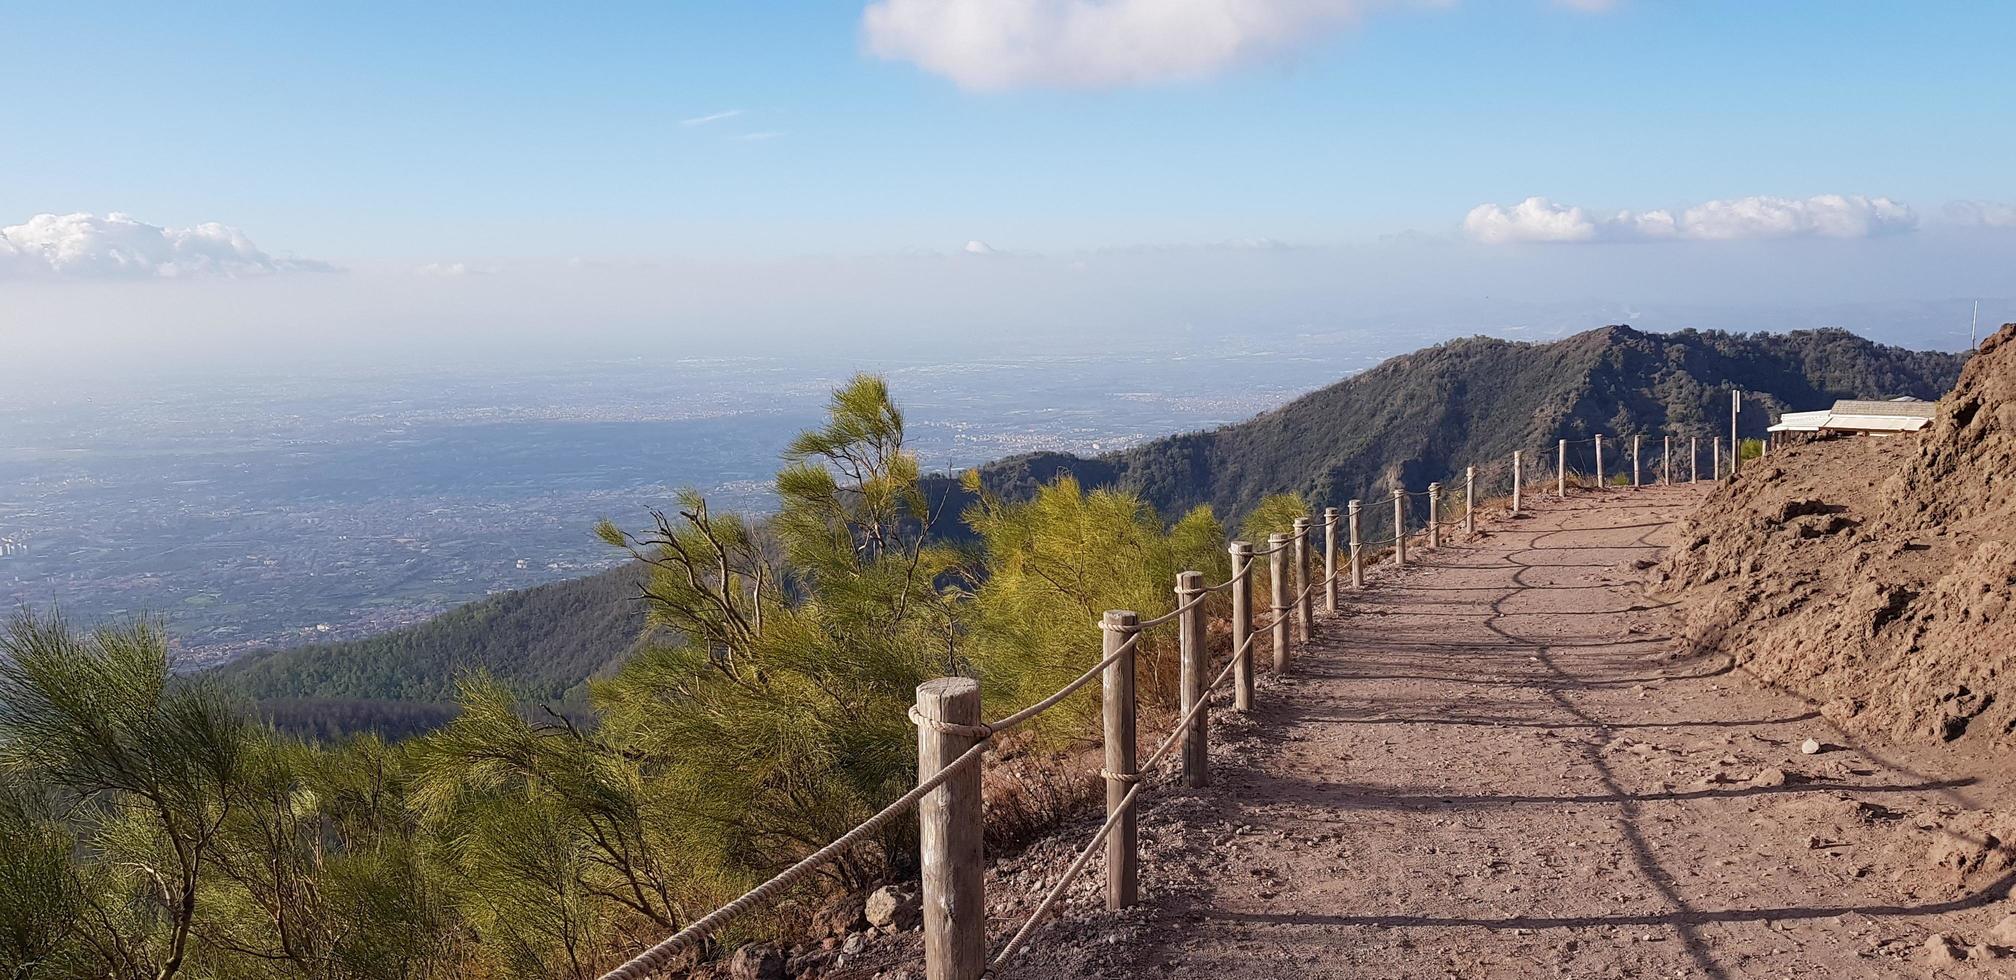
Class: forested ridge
943,324,1967,528
215,325,1966,740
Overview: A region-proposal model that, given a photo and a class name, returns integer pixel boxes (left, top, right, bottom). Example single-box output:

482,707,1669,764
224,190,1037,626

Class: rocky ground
702,449,2016,979
1652,325,2016,754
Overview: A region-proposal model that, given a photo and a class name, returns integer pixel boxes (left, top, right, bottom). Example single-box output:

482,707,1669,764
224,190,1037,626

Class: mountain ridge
215,325,1970,736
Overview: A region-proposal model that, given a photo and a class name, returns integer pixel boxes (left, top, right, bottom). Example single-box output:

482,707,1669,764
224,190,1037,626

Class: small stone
1924,933,1963,964
1751,767,1789,787
1801,738,1823,755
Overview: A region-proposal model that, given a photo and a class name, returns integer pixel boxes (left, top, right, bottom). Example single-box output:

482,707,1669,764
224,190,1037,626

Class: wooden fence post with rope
1427,483,1442,549
1632,435,1642,487
1464,466,1476,533
1558,439,1567,498
1291,518,1312,645
1392,489,1407,566
1322,507,1339,615
1692,436,1699,483
1664,436,1671,485
1268,534,1291,672
1512,451,1523,514
1713,436,1722,481
1228,540,1254,712
916,678,985,980
1176,571,1209,789
1101,610,1139,910
1347,499,1364,589
1595,434,1605,487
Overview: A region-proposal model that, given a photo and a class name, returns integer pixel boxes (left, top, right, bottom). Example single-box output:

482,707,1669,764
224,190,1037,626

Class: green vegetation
211,325,1967,744
6,376,1274,979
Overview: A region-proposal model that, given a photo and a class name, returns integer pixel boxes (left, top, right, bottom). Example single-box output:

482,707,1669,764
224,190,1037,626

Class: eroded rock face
1654,323,2016,753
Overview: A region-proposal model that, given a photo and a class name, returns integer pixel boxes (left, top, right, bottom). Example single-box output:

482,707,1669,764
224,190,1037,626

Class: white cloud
963,240,997,254
414,262,493,277
1553,0,1617,11
861,0,1396,91
0,212,331,280
1946,200,2016,228
1465,194,1916,244
680,109,743,126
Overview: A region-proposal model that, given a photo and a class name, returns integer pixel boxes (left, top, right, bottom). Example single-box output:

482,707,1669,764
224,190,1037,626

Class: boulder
865,884,921,932
728,943,785,980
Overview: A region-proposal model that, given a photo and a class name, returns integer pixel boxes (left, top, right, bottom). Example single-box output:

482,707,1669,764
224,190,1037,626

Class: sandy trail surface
1107,485,2016,979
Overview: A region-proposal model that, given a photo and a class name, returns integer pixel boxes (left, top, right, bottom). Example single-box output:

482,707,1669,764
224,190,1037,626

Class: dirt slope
1654,324,2016,752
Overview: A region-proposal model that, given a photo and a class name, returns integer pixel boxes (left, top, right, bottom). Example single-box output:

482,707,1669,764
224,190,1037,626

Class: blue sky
2,1,2012,366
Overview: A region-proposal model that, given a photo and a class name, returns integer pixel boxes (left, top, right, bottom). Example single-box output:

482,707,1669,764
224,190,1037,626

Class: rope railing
603,431,1728,980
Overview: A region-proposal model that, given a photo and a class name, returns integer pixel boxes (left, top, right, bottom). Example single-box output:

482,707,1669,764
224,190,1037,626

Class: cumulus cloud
1464,194,1916,244
963,240,998,255
0,212,331,280
861,0,1395,91
1946,200,2016,228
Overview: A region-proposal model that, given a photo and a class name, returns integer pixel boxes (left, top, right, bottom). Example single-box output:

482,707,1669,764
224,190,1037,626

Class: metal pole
1713,436,1722,481
1663,436,1671,485
1558,439,1567,498
1595,434,1605,488
1691,437,1699,483
1512,451,1523,514
1632,435,1641,487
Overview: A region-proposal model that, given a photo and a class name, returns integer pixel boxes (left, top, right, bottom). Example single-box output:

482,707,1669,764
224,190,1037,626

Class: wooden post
1347,500,1364,590
1322,507,1339,615
1267,534,1291,673
1427,483,1441,549
1100,610,1138,910
1228,541,1253,712
1392,489,1407,566
1691,436,1699,483
1663,436,1671,485
1557,439,1568,498
1176,571,1208,789
916,677,985,980
1290,518,1311,645
1632,435,1642,487
1512,451,1523,514
1595,434,1605,488
1713,436,1722,481
1464,466,1476,534
1731,390,1741,477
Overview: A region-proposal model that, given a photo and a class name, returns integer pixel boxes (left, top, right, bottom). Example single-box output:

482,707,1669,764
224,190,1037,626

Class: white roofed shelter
1768,397,1936,437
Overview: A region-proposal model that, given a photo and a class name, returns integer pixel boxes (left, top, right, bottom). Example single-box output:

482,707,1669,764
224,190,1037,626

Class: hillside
1654,323,2016,751
218,325,1967,738
214,561,653,736
943,325,1968,528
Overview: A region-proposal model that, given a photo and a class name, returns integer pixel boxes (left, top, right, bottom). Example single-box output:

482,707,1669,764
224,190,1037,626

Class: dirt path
1109,486,2016,979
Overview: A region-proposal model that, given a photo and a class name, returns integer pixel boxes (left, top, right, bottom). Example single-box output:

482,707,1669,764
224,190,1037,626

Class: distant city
0,329,1432,667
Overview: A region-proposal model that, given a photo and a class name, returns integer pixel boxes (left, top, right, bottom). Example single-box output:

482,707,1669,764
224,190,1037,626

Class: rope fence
597,428,1732,980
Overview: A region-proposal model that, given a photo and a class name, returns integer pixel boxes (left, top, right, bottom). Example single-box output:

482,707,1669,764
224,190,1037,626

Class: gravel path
1115,485,2016,979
